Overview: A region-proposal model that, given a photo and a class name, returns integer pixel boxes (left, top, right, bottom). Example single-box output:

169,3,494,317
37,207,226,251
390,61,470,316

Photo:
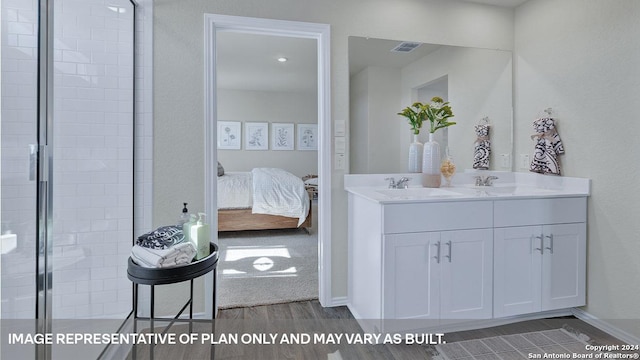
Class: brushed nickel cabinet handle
545,234,554,254
433,241,441,264
534,234,544,254
445,241,452,263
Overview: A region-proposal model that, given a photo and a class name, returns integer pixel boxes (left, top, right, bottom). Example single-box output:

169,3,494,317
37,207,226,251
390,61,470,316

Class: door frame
203,14,332,315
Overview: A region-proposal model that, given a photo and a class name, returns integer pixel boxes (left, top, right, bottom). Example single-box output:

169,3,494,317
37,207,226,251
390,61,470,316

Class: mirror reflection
349,36,513,174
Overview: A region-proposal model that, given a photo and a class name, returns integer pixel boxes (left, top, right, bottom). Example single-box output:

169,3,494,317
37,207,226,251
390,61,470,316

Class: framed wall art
271,123,294,151
297,124,318,150
245,122,269,150
218,121,241,150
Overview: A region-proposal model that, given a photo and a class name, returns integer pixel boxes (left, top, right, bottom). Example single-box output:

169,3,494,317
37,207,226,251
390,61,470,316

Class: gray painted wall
152,0,640,339
217,89,318,178
514,0,640,338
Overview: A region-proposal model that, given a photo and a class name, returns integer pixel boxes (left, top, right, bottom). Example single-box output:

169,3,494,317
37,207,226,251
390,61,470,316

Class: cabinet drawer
383,201,492,234
494,197,587,227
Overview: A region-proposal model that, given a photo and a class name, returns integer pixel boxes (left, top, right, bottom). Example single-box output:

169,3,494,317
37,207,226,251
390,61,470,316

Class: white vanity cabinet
346,174,589,334
383,229,493,327
493,198,587,318
347,194,494,333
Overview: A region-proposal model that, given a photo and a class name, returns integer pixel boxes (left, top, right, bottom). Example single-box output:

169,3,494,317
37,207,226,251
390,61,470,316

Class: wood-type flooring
125,300,626,360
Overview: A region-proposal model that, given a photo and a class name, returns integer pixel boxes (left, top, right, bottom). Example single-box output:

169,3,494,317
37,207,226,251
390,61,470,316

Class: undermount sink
376,188,463,199
465,184,559,195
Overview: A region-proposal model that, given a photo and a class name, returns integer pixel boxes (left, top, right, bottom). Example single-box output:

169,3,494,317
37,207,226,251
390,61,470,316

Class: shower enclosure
1,0,150,358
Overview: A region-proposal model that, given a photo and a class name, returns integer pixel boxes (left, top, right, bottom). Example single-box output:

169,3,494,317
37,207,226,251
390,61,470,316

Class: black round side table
127,242,218,358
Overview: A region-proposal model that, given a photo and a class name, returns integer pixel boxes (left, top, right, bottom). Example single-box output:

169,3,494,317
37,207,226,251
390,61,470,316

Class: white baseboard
330,296,348,307
571,308,640,345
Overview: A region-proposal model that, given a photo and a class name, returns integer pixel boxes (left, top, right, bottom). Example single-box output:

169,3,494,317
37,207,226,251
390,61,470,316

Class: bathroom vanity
345,171,590,333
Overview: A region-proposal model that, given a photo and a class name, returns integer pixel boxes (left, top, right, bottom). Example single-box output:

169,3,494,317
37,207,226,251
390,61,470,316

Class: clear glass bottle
178,202,189,226
440,147,456,187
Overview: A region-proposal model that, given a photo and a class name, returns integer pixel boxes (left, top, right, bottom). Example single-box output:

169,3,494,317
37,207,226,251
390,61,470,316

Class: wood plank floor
126,300,626,360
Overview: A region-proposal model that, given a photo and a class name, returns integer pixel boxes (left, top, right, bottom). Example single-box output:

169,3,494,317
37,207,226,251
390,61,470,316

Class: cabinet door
494,226,543,317
440,229,494,321
542,223,586,310
383,232,440,323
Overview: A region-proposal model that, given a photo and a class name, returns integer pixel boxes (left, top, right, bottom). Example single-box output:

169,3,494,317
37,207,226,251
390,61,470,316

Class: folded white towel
131,242,197,268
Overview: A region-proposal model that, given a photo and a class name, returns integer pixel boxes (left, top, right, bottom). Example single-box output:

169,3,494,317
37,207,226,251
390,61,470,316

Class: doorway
203,14,332,314
215,31,319,308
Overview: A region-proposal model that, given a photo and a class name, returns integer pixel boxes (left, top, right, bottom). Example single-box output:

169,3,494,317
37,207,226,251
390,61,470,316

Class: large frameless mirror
349,36,513,174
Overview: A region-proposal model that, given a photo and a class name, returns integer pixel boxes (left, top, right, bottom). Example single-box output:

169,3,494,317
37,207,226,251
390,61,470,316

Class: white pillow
304,177,318,186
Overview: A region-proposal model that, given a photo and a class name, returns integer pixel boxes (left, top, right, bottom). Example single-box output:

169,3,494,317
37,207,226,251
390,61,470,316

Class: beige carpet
217,206,318,309
435,327,601,360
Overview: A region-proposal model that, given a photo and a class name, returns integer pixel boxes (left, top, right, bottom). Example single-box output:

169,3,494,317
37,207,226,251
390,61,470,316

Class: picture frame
271,123,294,151
217,121,241,149
297,124,318,150
244,122,269,150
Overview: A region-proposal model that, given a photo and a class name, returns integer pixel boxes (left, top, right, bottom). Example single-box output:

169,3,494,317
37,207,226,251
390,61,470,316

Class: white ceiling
216,0,527,93
216,32,317,93
349,37,443,76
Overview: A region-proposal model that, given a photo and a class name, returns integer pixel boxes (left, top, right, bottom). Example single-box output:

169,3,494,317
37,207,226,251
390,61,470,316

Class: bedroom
214,30,320,309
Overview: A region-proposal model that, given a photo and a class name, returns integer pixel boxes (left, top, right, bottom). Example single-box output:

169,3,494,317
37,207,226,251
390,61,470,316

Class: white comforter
217,168,310,226
217,172,253,209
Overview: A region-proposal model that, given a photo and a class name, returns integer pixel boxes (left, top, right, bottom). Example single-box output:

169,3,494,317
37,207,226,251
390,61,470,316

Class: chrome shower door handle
29,144,38,181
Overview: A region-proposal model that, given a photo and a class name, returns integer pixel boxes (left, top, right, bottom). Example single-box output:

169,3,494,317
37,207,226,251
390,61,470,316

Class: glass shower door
49,0,135,357
1,0,136,358
50,0,135,321
1,0,39,320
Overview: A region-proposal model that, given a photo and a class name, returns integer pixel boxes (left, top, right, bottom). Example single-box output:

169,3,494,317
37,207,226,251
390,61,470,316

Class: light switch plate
500,153,510,169
335,153,345,170
334,136,346,153
334,120,346,136
519,154,530,170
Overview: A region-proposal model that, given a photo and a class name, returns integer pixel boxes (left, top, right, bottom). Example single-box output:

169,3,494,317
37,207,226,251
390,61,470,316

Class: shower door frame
33,0,139,358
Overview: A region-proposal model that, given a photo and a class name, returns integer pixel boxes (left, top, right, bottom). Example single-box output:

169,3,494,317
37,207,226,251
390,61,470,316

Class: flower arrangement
397,97,456,134
397,102,426,135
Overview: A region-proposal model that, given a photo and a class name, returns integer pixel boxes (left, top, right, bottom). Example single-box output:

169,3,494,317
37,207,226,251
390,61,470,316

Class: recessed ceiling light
277,57,288,62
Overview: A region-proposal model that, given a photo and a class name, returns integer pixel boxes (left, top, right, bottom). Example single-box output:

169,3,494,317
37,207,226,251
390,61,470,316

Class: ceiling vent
391,42,422,53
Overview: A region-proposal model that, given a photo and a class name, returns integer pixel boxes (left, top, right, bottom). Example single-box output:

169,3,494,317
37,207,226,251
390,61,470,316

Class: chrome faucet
385,177,396,188
385,177,411,189
474,175,499,186
396,177,410,189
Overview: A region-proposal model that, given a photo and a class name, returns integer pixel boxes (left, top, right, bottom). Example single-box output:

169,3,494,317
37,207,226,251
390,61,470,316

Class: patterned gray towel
135,226,185,250
473,124,491,170
530,117,564,175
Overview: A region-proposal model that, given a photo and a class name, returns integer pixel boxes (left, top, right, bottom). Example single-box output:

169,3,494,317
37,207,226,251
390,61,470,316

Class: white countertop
344,170,590,204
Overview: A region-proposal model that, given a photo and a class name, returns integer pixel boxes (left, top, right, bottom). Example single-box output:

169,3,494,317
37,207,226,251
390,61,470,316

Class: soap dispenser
190,213,210,260
182,214,197,245
178,202,189,226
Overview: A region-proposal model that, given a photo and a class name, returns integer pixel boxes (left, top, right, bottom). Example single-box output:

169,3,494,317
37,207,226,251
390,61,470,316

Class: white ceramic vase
408,134,423,173
422,133,441,187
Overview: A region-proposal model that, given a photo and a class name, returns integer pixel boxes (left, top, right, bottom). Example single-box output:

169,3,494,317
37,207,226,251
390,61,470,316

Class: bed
217,167,312,233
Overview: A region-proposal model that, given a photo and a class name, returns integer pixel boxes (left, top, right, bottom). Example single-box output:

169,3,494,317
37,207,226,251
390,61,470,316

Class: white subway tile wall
135,0,154,240
1,0,153,319
1,0,39,319
51,0,135,319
